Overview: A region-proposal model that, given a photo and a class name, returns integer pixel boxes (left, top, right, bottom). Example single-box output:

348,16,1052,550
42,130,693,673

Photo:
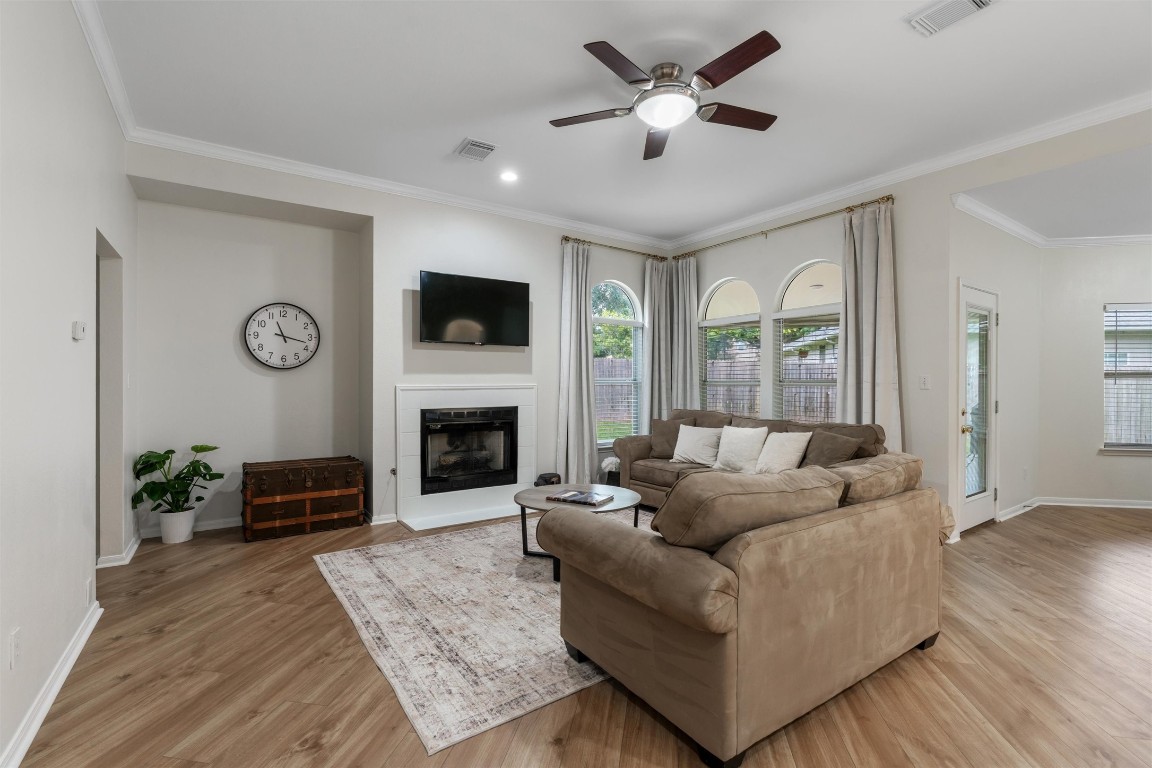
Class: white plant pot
160,507,196,544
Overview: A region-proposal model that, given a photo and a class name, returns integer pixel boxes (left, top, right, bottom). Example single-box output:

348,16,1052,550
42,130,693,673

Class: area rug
314,509,653,754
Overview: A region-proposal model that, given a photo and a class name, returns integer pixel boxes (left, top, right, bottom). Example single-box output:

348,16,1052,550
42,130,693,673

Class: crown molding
671,92,1152,251
127,128,671,249
951,193,1047,247
72,1,135,139
952,193,1152,249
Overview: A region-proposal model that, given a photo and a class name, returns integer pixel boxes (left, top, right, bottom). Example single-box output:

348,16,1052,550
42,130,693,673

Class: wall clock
244,302,320,369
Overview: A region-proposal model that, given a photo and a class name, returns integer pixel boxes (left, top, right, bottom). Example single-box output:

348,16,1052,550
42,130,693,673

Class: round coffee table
515,484,642,579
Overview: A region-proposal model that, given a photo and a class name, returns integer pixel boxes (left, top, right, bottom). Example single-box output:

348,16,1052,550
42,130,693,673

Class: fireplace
420,407,518,495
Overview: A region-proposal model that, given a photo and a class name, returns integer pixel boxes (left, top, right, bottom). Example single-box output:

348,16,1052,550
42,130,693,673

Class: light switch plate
71,321,87,341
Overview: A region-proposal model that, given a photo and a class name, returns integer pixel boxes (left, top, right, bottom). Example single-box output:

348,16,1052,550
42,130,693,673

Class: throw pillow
670,425,724,465
651,467,845,552
712,426,769,473
828,452,923,505
755,431,812,474
650,417,696,459
802,430,865,467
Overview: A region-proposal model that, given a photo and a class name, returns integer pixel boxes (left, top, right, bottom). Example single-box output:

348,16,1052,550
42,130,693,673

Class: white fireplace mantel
395,384,537,530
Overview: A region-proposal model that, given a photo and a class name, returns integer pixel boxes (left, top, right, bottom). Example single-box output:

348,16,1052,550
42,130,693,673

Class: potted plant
132,445,225,544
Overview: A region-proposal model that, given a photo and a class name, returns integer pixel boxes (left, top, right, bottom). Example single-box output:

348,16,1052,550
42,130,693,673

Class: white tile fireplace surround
395,384,536,531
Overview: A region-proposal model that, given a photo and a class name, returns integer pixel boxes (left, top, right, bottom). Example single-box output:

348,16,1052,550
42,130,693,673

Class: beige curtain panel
838,200,904,450
556,239,599,483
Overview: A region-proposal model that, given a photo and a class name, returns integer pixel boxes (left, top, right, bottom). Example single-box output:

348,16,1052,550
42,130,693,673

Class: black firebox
420,407,518,495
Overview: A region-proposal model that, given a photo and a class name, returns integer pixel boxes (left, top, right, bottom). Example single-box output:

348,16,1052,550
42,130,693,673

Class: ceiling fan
550,31,781,160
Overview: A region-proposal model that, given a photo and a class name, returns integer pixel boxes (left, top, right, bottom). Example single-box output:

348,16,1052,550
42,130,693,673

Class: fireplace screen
420,407,517,495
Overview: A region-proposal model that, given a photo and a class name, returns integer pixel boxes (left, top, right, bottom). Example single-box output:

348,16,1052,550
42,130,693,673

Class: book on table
546,489,614,506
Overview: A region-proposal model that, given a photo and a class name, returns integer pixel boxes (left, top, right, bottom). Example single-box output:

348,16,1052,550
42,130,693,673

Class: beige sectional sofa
538,439,953,768
614,408,888,508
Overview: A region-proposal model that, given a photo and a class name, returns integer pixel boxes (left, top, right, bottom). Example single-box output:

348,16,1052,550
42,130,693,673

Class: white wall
0,2,138,761
1038,246,1152,502
124,144,655,523
134,202,363,532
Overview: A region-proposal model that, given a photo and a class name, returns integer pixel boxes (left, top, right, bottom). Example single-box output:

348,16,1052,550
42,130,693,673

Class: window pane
1104,304,1152,447
775,316,838,422
780,263,841,310
592,282,636,321
594,323,642,442
704,280,759,320
701,324,760,416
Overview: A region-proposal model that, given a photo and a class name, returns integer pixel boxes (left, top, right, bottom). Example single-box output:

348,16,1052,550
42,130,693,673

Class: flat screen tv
419,270,530,347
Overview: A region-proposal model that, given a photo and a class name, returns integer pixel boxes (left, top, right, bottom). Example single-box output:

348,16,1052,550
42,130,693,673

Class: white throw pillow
755,431,813,474
712,426,769,473
670,425,724,465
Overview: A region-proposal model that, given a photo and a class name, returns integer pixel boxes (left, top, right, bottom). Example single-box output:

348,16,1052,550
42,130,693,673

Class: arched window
773,262,842,422
592,281,644,443
699,279,761,416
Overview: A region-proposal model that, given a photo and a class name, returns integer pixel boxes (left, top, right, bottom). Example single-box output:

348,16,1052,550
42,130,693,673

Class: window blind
593,323,643,443
699,323,761,416
1104,303,1152,448
773,314,839,422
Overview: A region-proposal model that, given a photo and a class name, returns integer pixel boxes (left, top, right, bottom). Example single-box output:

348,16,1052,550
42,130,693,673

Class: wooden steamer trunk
242,456,365,542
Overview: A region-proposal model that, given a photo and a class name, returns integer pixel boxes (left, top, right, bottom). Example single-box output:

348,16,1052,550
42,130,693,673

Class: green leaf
190,445,219,454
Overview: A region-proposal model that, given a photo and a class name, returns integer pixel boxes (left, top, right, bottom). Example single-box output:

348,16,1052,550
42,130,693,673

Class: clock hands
275,321,307,345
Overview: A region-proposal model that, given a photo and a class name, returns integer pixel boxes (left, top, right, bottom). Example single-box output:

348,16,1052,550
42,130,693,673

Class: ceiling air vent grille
455,138,497,161
906,0,994,37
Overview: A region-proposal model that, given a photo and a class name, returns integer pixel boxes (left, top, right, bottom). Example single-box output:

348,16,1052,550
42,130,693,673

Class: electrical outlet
1023,467,1029,481
919,375,931,390
9,628,21,670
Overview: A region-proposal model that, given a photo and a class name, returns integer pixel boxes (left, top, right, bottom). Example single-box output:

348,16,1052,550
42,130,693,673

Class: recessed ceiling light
500,171,518,182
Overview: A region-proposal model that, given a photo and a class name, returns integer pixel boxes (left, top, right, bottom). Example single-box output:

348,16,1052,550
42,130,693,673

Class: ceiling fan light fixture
634,87,699,129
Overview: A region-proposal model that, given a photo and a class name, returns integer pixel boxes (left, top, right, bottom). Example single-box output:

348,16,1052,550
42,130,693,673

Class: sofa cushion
650,417,696,459
802,430,864,467
671,425,724,465
671,409,733,429
787,422,887,457
829,452,923,505
652,467,845,552
755,431,812,474
731,417,791,433
712,426,768,473
631,458,710,488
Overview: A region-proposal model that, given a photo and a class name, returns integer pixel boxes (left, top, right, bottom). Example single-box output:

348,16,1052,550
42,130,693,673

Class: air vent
455,138,497,161
906,0,994,36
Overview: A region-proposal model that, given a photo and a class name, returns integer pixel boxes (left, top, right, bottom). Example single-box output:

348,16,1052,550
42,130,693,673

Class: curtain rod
563,193,893,262
561,236,667,261
674,194,895,260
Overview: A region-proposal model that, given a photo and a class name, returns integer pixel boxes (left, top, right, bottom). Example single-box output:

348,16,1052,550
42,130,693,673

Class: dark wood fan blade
643,128,670,160
584,41,653,86
691,31,781,90
550,108,632,127
697,103,778,131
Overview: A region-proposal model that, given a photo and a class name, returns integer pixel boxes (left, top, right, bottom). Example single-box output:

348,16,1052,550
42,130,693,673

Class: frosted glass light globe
634,89,698,129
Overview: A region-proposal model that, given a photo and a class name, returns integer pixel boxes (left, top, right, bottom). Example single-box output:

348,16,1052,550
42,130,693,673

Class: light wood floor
24,505,1152,767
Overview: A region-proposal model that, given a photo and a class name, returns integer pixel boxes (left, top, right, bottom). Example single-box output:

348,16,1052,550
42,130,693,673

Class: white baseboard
139,515,242,540
370,513,398,525
0,602,103,768
997,497,1151,524
96,533,141,569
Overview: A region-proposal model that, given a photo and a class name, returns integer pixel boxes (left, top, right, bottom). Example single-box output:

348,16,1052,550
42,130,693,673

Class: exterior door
958,285,998,531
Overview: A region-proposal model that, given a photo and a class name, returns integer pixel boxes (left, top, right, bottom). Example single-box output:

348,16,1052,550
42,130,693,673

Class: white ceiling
959,145,1152,243
91,1,1152,246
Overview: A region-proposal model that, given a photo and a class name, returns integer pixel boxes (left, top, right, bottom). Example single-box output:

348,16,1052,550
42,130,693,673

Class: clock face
244,302,320,369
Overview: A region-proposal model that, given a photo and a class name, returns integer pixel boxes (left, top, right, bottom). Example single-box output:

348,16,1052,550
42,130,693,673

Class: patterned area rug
315,509,653,754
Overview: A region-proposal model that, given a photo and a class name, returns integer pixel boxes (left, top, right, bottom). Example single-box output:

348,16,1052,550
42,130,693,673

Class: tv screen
419,271,530,347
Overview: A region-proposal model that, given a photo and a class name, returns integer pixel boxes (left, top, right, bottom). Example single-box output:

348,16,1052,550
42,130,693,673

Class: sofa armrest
613,435,653,487
537,507,738,634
